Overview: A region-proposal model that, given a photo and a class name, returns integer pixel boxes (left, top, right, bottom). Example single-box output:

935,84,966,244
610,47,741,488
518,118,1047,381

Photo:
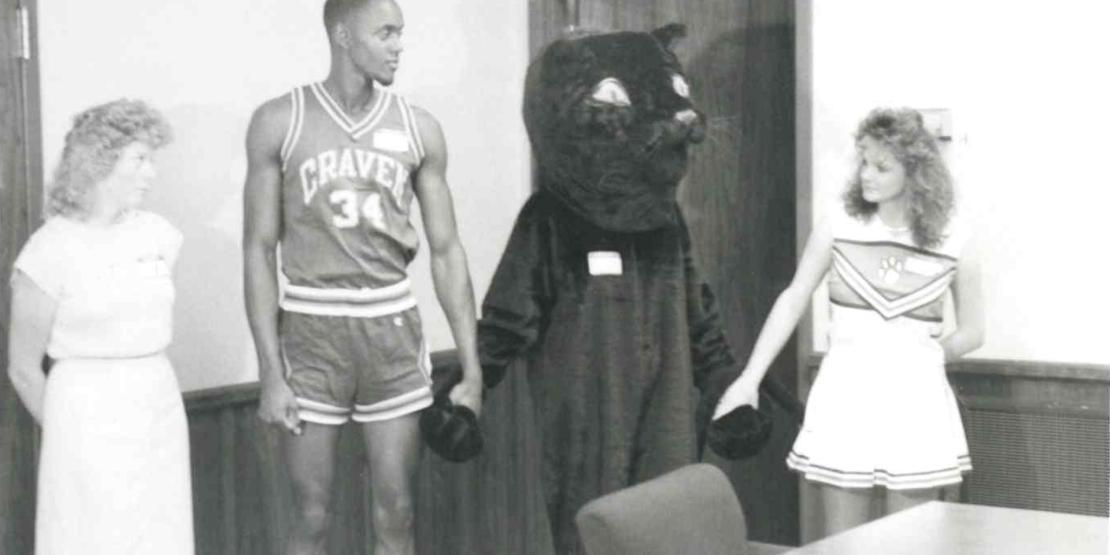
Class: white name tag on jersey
373,129,411,153
904,256,944,277
588,251,623,276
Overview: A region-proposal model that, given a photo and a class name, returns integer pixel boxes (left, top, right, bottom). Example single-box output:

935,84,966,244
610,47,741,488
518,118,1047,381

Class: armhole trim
397,97,426,164
280,87,305,173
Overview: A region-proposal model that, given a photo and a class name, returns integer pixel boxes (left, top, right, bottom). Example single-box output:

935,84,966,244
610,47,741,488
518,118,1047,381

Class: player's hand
448,375,483,418
713,375,760,421
258,379,303,435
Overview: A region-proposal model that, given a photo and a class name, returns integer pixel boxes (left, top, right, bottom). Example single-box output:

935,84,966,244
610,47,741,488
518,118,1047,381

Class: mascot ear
540,38,597,94
545,38,594,71
651,23,687,52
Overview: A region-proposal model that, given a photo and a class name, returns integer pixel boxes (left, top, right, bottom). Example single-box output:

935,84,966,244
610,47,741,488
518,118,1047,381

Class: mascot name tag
587,251,623,276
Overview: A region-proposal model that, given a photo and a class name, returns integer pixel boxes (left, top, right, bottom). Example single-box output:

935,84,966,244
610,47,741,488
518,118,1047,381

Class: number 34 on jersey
298,147,412,230
329,189,387,230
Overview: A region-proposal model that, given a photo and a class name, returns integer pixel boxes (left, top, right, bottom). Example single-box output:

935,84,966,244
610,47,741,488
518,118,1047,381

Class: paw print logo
877,256,903,285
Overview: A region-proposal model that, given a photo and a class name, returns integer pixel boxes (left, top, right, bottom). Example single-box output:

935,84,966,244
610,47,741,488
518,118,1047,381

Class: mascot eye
590,78,631,106
672,74,690,98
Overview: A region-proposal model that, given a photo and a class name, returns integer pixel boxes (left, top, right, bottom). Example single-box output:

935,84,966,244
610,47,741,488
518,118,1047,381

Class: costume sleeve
678,214,741,440
478,197,552,388
12,222,68,299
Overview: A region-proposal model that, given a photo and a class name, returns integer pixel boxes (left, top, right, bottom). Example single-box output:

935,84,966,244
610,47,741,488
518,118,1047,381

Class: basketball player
242,1,482,553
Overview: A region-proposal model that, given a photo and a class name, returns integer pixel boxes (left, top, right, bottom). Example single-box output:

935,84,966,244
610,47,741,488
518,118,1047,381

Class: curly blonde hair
47,99,171,218
842,107,954,248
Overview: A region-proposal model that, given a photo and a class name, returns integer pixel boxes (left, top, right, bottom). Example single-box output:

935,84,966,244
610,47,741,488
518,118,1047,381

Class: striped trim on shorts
280,280,433,426
280,278,418,318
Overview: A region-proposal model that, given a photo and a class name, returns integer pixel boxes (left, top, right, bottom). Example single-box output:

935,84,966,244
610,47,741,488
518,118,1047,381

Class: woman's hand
712,374,760,420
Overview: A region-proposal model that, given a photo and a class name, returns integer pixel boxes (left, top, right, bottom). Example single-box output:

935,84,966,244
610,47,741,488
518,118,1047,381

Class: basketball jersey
277,82,426,316
826,210,966,340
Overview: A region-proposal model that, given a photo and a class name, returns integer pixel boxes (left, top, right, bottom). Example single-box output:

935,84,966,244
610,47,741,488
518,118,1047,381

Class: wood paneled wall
185,353,554,555
1,1,42,553
948,360,1110,518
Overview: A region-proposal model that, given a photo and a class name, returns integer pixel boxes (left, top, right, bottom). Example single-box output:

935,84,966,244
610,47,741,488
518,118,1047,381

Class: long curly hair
47,99,171,218
842,107,954,248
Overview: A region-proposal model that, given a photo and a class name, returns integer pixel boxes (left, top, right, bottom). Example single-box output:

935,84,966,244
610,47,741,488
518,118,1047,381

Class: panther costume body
478,25,743,553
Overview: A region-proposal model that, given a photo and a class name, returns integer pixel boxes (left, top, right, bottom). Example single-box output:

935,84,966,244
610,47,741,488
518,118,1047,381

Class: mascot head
524,24,706,232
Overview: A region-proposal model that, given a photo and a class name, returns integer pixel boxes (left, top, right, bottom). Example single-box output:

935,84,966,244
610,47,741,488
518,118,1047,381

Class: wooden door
529,0,799,545
0,0,43,552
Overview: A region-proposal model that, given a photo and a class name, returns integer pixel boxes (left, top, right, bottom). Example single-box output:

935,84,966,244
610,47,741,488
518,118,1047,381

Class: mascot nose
674,109,706,144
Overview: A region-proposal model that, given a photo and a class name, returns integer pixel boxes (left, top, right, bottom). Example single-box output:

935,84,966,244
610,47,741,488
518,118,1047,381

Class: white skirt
786,339,971,490
35,354,194,554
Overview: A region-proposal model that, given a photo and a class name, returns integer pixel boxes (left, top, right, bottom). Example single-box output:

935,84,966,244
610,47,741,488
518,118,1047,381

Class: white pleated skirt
35,354,194,554
786,339,971,490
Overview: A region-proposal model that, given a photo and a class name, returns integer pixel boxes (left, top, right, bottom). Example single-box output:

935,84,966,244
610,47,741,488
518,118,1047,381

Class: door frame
0,0,43,552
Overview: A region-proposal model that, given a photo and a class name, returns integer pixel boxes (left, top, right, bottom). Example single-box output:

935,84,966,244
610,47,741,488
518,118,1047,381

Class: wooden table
786,501,1108,554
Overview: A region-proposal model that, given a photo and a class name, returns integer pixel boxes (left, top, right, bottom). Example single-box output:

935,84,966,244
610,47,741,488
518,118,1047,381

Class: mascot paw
422,357,484,463
706,403,773,460
421,400,484,463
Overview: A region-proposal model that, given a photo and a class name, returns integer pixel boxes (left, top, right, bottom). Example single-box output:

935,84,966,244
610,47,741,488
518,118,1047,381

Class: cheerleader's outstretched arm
713,217,834,419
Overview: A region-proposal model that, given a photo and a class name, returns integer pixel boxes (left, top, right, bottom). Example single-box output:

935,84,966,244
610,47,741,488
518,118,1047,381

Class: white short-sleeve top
13,210,183,360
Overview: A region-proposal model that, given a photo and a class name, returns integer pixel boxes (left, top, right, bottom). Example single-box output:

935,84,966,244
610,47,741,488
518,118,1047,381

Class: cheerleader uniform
786,210,972,490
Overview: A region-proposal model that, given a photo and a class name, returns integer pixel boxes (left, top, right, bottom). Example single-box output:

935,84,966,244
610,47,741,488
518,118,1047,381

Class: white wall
809,0,1109,364
38,1,531,390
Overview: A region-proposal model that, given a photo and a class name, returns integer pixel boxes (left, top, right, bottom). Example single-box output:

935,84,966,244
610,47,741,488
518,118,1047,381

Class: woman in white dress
7,99,194,554
713,108,985,538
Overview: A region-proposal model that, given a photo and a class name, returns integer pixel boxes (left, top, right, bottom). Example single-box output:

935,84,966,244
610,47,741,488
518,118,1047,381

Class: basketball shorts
279,306,433,425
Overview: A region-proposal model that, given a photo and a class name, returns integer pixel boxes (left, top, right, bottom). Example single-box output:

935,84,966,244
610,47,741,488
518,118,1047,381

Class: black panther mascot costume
478,25,755,553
